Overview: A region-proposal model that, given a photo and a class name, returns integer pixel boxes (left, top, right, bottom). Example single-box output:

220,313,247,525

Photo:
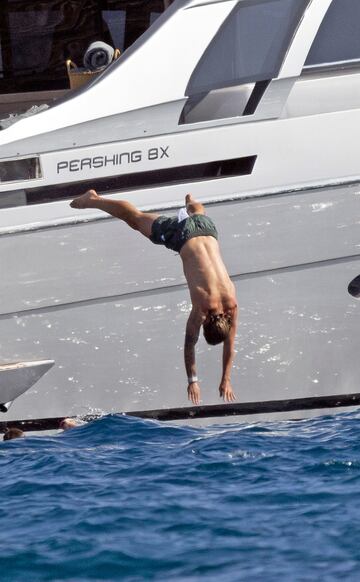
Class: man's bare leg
70,190,159,238
185,193,205,216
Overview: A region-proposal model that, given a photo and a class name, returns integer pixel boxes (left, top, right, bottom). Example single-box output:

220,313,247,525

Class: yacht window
8,9,62,77
0,40,3,78
186,0,310,96
102,11,127,53
0,157,41,183
0,1,172,94
305,0,360,69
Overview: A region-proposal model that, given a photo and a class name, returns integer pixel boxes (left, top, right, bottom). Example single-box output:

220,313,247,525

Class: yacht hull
1,0,360,427
1,183,359,426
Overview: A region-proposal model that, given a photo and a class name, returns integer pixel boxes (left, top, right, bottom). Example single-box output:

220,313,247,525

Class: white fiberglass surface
2,259,360,419
279,0,333,78
1,184,358,315
0,181,359,418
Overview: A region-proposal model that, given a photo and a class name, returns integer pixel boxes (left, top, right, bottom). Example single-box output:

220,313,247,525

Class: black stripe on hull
1,393,360,433
16,156,257,206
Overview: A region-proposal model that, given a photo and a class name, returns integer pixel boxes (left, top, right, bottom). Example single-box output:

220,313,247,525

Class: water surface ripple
1,412,360,581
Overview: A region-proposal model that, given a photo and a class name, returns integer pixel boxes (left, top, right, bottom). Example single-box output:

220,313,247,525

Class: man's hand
187,382,201,405
219,380,236,402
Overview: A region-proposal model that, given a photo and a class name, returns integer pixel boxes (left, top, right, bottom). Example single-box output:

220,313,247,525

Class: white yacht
0,0,359,432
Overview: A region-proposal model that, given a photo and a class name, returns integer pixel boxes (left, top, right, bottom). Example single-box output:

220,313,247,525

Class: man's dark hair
3,428,24,441
203,314,231,345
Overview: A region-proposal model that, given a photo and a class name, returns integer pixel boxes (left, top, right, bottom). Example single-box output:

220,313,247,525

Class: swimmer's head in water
3,428,24,441
59,418,78,430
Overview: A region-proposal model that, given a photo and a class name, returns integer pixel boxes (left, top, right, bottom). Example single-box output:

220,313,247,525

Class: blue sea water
1,412,360,581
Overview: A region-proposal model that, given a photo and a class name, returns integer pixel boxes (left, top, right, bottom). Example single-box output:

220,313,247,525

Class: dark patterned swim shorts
150,214,218,253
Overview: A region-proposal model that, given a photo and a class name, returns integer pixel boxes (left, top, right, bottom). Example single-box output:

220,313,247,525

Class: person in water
59,418,78,431
70,191,237,405
3,427,25,441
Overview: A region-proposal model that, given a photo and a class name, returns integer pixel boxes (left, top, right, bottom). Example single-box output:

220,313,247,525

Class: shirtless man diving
70,191,237,405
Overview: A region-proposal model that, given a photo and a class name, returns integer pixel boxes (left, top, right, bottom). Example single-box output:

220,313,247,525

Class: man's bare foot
70,189,100,209
185,193,199,216
185,193,204,216
185,193,194,211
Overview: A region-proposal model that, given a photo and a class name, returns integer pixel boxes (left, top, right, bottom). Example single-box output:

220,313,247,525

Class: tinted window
305,0,360,67
0,40,3,78
186,0,309,96
0,0,171,94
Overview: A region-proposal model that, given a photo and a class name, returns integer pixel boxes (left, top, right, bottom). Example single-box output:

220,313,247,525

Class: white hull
1,183,359,426
0,360,54,411
0,0,360,427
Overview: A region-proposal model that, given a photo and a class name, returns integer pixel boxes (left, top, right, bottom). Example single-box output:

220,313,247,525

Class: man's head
59,418,78,431
3,428,24,441
203,313,231,345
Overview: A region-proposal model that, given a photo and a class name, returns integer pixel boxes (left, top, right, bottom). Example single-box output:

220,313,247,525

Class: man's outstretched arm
219,308,237,402
184,310,203,405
